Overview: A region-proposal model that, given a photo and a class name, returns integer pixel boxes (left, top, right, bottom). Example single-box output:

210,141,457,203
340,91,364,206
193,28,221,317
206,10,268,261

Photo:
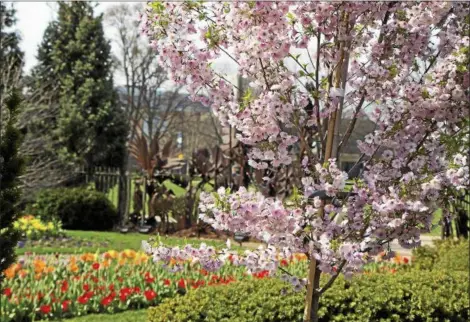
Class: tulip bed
1,249,308,321
14,215,64,241
2,240,414,322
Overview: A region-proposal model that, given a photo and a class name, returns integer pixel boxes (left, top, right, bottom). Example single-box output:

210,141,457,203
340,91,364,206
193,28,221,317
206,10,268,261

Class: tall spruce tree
0,2,24,101
29,2,127,173
0,91,25,284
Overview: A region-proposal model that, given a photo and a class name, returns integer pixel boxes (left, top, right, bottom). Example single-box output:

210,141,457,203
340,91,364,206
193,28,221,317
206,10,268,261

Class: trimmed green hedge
29,188,118,231
148,270,469,322
412,239,469,272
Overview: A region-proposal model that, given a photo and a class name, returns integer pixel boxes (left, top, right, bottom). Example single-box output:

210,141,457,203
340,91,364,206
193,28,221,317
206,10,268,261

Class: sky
12,1,238,89
15,2,122,79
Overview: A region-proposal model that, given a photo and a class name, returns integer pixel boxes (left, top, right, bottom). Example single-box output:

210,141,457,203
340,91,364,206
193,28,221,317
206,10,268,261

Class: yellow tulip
104,250,118,260
122,249,136,259
80,253,97,262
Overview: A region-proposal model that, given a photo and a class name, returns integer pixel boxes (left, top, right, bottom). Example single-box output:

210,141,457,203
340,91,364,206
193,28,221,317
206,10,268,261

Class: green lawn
40,309,148,322
106,179,187,211
16,230,236,255
428,208,443,236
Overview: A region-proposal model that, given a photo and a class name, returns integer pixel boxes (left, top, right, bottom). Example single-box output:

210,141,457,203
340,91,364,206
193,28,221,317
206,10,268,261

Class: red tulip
40,305,51,314
178,278,186,289
92,262,100,270
62,300,70,311
101,296,113,306
163,279,171,286
78,291,93,305
144,289,157,301
3,288,12,297
280,259,289,267
133,286,141,294
78,296,88,305
61,280,69,293
83,284,90,292
144,272,155,284
253,270,269,279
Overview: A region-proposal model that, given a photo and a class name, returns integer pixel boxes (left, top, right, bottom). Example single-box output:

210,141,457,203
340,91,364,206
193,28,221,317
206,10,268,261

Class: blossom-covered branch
140,0,469,313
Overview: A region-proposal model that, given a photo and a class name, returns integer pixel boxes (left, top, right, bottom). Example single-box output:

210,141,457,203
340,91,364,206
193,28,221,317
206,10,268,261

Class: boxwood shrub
412,239,469,272
29,187,118,231
148,270,468,322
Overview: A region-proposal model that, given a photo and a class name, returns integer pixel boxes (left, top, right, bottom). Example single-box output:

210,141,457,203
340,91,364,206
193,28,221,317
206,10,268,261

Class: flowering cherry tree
141,1,469,321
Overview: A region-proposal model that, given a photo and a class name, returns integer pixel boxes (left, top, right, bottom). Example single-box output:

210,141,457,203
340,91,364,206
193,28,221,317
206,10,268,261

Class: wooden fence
76,167,132,221
453,189,470,239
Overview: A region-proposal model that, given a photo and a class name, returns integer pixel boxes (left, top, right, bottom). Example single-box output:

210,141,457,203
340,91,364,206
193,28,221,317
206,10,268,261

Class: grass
41,310,148,322
428,208,443,236
16,230,237,255
105,179,187,211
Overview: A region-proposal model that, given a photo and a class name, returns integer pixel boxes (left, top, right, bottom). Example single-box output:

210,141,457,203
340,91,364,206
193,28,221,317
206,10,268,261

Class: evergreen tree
0,2,24,99
29,2,127,171
0,91,25,283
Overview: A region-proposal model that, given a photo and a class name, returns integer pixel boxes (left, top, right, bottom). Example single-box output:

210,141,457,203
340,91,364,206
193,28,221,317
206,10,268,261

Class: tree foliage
0,91,25,284
0,2,24,101
23,1,127,191
142,2,469,321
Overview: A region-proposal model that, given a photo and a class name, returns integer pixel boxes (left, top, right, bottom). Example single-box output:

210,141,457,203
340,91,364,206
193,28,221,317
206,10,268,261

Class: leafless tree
106,3,197,220
105,3,190,142
18,79,79,199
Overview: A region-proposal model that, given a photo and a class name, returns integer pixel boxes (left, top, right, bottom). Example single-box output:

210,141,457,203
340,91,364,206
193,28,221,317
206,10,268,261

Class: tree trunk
304,260,321,322
304,18,347,319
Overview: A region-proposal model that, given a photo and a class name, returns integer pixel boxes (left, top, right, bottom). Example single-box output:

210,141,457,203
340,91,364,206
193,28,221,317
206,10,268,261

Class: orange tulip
392,255,402,264
18,269,29,278
33,260,46,274
80,253,96,262
294,253,307,261
4,263,21,279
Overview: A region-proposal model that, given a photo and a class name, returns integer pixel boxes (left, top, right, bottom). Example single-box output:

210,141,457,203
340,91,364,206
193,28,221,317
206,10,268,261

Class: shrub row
148,270,469,322
412,238,469,272
29,188,118,231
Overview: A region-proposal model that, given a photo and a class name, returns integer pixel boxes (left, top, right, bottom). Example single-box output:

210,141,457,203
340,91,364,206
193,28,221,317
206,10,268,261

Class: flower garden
2,246,308,321
1,1,470,322
2,240,469,322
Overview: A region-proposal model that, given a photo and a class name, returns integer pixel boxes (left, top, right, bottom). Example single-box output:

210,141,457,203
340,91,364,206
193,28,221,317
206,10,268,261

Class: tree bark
304,14,347,320
304,259,321,322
